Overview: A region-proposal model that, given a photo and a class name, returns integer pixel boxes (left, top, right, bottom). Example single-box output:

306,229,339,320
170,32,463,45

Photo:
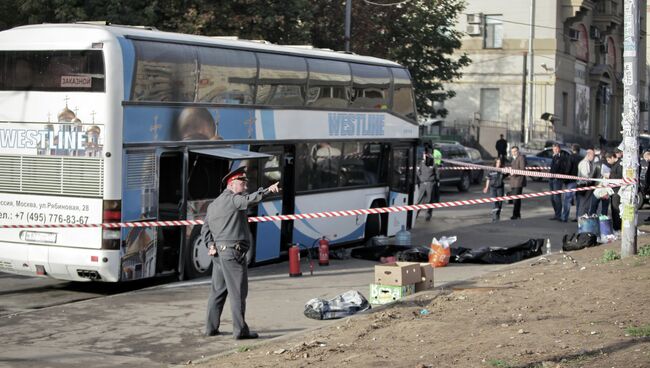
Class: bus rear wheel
184,227,213,279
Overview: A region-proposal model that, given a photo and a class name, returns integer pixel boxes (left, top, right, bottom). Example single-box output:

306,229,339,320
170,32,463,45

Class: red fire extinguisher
289,244,302,277
318,237,329,266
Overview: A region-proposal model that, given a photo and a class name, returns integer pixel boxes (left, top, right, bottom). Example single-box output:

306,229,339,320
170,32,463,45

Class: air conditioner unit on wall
466,24,482,36
467,13,483,24
568,28,580,41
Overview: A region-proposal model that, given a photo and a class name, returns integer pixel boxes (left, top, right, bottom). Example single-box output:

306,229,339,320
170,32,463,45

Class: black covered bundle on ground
562,233,598,251
451,239,545,264
350,244,412,261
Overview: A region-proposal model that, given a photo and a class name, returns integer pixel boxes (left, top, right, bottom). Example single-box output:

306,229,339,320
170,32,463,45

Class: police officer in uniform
201,166,280,339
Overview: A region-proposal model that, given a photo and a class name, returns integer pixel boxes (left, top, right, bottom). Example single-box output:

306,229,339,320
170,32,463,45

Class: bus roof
0,23,403,68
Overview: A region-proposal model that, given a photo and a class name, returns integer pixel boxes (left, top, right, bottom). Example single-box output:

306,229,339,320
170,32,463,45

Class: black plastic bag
452,239,544,264
304,290,371,320
562,233,598,252
350,245,411,261
396,246,431,262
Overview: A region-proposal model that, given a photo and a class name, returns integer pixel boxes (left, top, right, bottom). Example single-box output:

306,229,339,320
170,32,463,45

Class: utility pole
344,0,352,52
521,52,528,143
525,0,535,145
621,0,639,257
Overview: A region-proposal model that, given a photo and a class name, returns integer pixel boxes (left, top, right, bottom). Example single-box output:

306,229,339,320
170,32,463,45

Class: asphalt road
0,181,586,317
0,180,634,367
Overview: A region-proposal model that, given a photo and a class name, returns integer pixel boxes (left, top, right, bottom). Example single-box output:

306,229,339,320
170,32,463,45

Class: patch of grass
638,245,650,257
625,325,650,337
237,345,252,353
602,249,620,263
486,359,512,368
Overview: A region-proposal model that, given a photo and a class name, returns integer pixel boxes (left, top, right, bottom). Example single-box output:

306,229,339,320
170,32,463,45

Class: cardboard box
374,262,421,286
415,263,434,292
369,283,415,305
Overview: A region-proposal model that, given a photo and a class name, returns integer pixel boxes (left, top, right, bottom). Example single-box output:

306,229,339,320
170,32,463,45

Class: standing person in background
576,148,596,217
642,150,650,222
509,146,526,220
591,154,610,216
615,147,623,160
599,135,607,150
416,147,439,221
606,152,623,231
549,143,568,221
483,158,506,222
561,144,581,222
202,167,280,339
495,134,508,162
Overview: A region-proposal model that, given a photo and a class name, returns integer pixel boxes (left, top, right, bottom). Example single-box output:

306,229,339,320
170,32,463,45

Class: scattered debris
531,256,551,266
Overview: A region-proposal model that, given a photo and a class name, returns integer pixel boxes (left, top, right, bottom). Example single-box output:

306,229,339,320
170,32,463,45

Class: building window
480,88,500,122
484,17,503,49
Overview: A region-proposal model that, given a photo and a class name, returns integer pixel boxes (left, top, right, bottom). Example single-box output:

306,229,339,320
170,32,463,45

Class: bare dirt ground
192,235,650,368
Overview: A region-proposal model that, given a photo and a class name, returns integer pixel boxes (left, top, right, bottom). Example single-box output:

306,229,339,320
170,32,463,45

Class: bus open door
387,145,415,236
182,148,271,279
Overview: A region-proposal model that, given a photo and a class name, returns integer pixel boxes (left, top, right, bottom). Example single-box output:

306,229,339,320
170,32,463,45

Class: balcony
562,0,595,21
593,0,623,29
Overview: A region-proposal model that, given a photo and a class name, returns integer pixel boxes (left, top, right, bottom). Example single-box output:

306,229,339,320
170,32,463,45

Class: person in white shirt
576,148,596,217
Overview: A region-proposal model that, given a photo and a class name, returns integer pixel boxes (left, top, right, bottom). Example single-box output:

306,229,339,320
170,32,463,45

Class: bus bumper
0,242,120,282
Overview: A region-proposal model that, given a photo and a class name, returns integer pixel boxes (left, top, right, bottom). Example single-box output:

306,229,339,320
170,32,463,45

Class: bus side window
132,41,198,102
350,63,390,110
295,142,343,191
309,142,342,189
255,53,307,107
306,58,351,109
340,142,382,187
197,47,256,104
391,67,416,120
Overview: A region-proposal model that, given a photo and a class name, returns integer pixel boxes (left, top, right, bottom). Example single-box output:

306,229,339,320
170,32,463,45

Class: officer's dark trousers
205,247,250,337
610,193,621,231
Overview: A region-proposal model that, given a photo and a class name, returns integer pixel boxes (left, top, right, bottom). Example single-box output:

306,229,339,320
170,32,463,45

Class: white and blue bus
0,23,418,282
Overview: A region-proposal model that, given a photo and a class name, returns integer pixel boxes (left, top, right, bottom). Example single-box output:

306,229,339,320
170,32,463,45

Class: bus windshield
0,50,105,92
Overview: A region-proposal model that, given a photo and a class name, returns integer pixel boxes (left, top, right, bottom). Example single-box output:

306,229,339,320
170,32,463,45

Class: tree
311,0,470,118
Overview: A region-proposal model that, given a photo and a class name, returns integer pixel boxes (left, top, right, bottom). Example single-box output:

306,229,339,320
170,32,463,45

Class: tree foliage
311,0,470,117
0,0,469,118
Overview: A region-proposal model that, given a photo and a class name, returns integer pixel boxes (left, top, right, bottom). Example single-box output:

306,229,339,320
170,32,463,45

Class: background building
443,0,647,157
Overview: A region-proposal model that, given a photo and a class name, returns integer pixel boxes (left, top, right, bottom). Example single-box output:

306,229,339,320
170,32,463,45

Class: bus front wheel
184,227,213,279
365,199,387,240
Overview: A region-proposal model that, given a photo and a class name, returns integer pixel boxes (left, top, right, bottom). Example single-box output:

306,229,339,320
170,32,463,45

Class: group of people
482,146,527,221
489,137,629,231
548,143,624,231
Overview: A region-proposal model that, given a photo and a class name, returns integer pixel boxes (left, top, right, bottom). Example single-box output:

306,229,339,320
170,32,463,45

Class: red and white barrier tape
439,166,550,171
0,181,624,229
442,159,635,185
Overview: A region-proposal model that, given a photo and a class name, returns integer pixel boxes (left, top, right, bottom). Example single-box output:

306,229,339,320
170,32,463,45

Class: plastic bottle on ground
395,225,411,246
